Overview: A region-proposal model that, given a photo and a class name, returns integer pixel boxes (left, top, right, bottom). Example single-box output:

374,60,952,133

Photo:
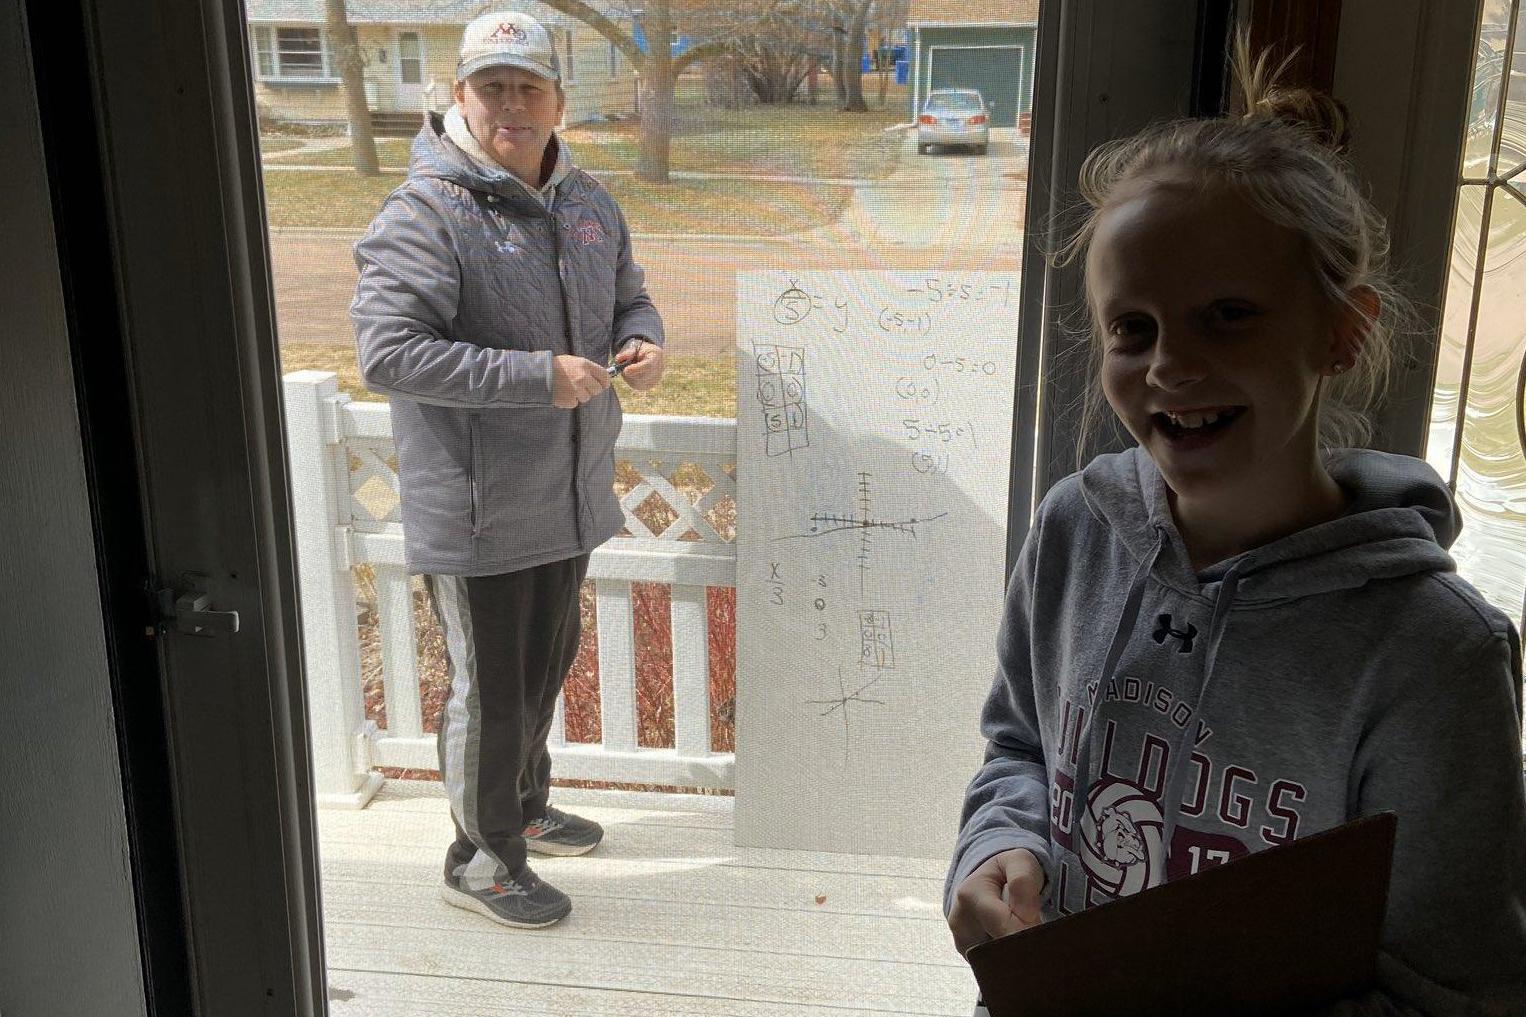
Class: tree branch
672,38,737,75
531,0,648,69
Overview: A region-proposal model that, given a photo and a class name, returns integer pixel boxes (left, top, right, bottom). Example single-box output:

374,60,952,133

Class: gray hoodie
948,446,1525,1015
351,114,663,576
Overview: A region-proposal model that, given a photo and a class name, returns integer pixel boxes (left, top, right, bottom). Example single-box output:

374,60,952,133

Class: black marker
607,338,645,377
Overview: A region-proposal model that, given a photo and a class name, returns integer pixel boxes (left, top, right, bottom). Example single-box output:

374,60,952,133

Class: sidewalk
260,134,351,158
260,160,881,189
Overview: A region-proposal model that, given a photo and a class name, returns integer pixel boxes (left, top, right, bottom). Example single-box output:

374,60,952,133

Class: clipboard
966,812,1397,1017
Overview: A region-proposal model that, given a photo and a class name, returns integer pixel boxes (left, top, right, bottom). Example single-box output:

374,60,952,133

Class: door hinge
152,573,240,638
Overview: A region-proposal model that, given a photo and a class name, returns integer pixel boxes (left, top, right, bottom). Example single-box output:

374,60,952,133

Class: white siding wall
251,22,636,124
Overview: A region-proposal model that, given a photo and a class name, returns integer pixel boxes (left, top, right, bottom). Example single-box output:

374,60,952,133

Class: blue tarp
631,21,692,57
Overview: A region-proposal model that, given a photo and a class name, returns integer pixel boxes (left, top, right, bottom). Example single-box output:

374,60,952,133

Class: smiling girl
944,50,1526,1015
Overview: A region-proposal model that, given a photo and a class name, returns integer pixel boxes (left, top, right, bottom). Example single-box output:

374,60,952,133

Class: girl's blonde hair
1058,38,1408,462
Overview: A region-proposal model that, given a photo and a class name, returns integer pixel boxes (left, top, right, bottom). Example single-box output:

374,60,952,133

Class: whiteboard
734,271,1020,859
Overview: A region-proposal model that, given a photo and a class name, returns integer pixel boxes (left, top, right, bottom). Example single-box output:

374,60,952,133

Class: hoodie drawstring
1156,565,1240,856
1068,536,1243,889
1068,530,1165,860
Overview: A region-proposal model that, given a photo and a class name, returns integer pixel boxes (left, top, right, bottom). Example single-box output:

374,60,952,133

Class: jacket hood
409,110,575,203
1078,446,1460,603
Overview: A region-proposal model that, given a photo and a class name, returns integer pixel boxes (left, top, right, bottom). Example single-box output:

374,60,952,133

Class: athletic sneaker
440,866,571,928
523,805,604,856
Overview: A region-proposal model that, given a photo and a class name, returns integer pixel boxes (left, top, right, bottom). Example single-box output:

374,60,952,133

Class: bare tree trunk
536,0,761,183
636,10,675,183
831,21,848,108
876,31,889,107
324,0,378,175
703,57,730,107
842,0,872,112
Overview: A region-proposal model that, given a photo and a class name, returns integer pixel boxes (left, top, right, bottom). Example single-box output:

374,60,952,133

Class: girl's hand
948,848,1046,956
615,339,665,392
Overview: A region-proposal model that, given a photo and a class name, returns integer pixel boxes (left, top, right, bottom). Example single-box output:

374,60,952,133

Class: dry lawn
262,166,851,236
264,91,908,182
257,137,307,155
278,341,736,419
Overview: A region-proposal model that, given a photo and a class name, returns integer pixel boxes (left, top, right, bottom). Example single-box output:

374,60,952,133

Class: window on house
253,26,274,78
563,27,576,83
251,25,331,80
279,28,326,77
608,38,618,78
398,31,423,86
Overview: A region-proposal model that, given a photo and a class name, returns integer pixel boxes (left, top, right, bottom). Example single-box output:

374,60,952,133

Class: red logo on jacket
574,219,607,246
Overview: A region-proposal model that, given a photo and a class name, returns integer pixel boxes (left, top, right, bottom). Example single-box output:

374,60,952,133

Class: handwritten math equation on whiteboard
736,271,1020,767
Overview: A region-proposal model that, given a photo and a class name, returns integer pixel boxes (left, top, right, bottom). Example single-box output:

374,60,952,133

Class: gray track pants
425,554,590,888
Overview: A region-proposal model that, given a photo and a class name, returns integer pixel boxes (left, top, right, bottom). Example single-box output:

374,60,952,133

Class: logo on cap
488,22,528,44
457,11,560,82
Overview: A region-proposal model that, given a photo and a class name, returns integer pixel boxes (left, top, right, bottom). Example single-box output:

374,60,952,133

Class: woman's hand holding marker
612,337,665,392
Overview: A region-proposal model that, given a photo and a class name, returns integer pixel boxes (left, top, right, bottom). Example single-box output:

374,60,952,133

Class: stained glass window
1426,0,1526,628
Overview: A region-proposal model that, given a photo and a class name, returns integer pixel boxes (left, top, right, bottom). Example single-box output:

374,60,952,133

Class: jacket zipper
549,208,586,549
467,413,481,538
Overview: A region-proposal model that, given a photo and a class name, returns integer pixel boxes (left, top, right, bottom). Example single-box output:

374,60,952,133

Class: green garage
907,0,1039,130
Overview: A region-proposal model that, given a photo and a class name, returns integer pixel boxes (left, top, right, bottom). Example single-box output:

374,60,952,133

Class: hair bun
1248,86,1351,154
1234,36,1351,154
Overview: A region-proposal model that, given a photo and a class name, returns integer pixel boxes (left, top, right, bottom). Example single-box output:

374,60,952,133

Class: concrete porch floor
319,781,980,1016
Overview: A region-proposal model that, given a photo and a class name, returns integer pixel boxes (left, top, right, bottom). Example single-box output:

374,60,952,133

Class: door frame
3,2,153,1011
392,26,427,111
65,0,326,1012
1010,1,1207,563
47,0,1480,1008
1332,0,1485,455
1012,0,1481,570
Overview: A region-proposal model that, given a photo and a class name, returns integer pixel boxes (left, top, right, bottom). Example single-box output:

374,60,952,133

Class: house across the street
906,0,1039,129
246,0,638,132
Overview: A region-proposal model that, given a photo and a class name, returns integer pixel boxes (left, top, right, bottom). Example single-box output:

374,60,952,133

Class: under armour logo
1152,614,1197,653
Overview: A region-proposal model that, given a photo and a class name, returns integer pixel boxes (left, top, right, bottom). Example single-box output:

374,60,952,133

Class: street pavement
268,129,1028,355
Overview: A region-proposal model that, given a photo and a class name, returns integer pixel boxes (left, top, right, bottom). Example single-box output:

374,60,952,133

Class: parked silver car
917,88,990,155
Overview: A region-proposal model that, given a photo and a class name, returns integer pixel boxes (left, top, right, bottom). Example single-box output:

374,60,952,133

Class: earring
1332,362,1348,374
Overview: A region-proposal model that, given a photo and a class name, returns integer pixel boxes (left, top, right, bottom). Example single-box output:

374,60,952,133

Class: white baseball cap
457,11,561,83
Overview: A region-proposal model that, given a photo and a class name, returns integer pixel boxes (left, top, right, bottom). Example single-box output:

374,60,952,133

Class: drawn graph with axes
774,471,948,595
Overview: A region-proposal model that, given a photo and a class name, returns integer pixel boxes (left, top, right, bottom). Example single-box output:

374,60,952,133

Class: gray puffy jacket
351,114,663,576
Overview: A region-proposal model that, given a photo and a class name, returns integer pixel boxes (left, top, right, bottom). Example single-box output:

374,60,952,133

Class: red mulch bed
359,581,738,780
355,465,737,794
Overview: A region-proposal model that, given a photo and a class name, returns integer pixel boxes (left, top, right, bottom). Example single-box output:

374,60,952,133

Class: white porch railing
283,371,737,808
